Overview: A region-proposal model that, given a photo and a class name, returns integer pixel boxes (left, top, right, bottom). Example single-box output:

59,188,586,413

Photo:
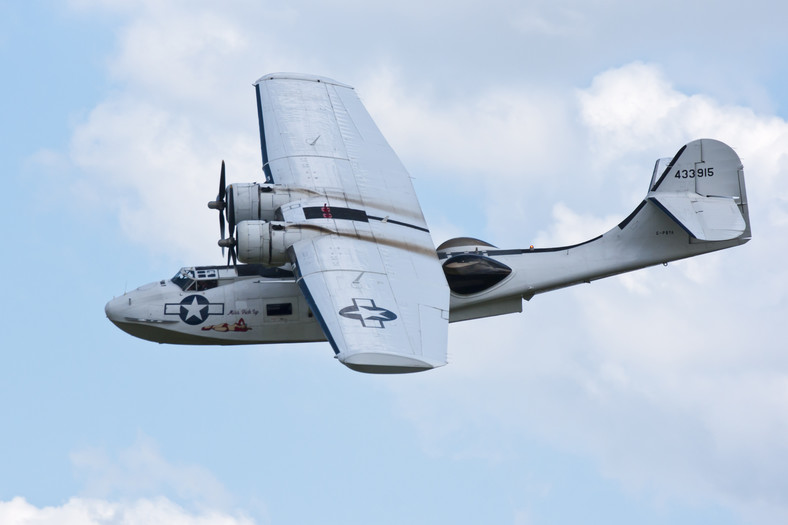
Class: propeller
207,161,237,266
207,160,227,238
218,236,237,266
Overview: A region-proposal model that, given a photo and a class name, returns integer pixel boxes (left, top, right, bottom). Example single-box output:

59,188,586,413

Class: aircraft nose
104,295,128,324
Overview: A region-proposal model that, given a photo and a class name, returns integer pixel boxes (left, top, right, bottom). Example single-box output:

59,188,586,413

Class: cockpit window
172,269,219,291
442,254,512,295
195,280,218,291
171,270,193,291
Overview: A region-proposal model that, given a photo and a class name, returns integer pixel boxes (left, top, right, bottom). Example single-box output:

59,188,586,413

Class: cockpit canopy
171,267,219,291
170,264,296,291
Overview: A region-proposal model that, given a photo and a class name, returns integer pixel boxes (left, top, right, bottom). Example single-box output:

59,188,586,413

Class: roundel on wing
338,298,397,328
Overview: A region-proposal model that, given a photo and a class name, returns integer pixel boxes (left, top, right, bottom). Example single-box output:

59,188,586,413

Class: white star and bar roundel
338,298,397,329
164,295,224,325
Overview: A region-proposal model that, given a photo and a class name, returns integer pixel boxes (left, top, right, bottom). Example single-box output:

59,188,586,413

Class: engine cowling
236,220,325,266
227,183,295,225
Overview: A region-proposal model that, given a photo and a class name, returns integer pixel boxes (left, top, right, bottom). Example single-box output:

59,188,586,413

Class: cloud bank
1,435,255,525
31,2,788,523
0,497,254,525
387,62,788,524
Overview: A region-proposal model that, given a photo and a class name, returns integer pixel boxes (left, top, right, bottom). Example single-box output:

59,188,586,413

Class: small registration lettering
675,167,714,179
656,230,675,236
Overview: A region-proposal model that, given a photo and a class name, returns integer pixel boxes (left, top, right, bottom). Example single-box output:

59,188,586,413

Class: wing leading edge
254,73,450,373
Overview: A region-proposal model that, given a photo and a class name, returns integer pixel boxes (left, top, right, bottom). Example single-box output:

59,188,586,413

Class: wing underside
291,231,449,373
254,73,450,373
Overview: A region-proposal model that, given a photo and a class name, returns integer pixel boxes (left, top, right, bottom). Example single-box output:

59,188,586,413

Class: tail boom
441,139,751,322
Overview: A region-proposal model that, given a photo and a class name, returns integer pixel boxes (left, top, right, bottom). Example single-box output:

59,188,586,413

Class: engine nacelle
436,237,512,295
227,183,305,225
236,220,325,266
436,236,498,257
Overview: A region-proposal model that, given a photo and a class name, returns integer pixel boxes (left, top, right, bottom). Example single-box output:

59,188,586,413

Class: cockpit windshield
171,269,192,290
171,268,219,291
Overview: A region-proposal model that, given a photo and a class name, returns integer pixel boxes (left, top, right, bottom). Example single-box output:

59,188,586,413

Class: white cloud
70,434,232,509
0,496,255,525
533,202,621,246
511,4,586,37
358,66,590,245
61,1,275,263
0,430,267,524
578,62,788,197
108,6,248,100
360,66,579,184
62,2,587,261
69,94,257,263
387,62,788,524
48,0,788,521
0,434,266,525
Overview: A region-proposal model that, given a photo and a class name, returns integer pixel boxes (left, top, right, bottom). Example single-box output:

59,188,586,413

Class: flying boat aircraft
105,73,751,373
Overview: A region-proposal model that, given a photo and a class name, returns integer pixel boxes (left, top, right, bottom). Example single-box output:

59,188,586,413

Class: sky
3,0,788,523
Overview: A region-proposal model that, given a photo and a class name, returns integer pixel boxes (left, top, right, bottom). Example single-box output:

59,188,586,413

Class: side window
195,280,218,291
266,303,293,316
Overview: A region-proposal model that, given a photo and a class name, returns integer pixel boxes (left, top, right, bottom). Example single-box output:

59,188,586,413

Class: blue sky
3,1,788,523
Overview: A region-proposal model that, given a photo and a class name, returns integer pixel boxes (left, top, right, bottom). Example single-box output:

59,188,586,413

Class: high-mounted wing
253,73,449,373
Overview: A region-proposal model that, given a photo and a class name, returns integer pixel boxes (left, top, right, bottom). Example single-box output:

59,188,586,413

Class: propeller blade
224,240,237,267
219,212,226,256
209,160,238,268
229,224,237,267
208,160,229,259
219,160,226,201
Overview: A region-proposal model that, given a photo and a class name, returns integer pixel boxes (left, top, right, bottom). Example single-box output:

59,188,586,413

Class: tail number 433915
675,167,714,179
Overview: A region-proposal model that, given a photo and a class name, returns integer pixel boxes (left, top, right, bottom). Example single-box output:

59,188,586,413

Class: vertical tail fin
647,139,750,241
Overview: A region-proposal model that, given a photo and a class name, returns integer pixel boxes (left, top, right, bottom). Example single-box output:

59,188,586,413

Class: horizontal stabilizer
649,193,746,241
